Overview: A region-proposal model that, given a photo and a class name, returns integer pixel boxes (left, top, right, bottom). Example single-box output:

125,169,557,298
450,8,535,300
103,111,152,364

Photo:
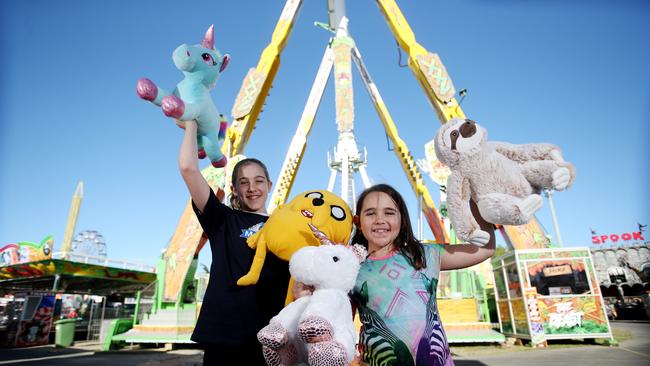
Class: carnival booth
491,247,614,345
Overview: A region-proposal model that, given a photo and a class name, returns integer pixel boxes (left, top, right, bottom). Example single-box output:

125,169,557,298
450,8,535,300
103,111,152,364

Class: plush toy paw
197,148,207,159
174,119,187,130
211,156,227,168
298,315,333,343
261,344,298,366
516,195,543,222
161,95,185,119
308,341,348,366
550,149,566,164
258,322,299,366
236,272,259,286
136,78,158,101
467,228,490,246
552,167,571,191
258,322,289,349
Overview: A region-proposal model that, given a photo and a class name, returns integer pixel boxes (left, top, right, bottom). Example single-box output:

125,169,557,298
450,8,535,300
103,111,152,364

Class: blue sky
1,0,648,267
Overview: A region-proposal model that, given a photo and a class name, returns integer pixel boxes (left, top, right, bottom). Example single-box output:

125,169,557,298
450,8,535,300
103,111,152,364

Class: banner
500,218,551,250
15,295,55,347
592,231,644,245
537,297,608,336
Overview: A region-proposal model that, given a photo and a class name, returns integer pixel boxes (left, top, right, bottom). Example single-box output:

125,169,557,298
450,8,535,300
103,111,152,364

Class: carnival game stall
491,247,614,345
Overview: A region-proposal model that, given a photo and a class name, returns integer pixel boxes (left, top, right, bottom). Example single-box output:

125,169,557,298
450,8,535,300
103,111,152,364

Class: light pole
544,189,564,247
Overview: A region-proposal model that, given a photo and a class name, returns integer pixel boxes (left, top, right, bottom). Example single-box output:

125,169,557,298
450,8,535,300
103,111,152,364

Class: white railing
52,252,155,272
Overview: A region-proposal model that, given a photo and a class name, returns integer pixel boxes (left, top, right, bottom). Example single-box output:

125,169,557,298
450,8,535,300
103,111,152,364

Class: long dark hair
229,158,271,210
352,184,426,270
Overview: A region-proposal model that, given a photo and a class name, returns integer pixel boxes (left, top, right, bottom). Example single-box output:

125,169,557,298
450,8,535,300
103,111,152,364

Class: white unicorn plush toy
257,224,366,366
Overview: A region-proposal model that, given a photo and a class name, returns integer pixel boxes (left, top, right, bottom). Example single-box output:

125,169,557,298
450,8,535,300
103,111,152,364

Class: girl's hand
175,119,186,130
292,281,314,299
441,199,496,270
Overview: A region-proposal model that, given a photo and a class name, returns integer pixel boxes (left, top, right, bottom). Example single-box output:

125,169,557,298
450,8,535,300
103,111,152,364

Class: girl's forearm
178,120,210,211
179,121,199,174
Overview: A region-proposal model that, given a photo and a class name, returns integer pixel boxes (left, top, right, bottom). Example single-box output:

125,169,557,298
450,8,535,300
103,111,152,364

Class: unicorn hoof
298,315,333,343
136,78,157,101
197,148,207,159
308,341,347,366
262,344,298,366
211,156,227,168
161,95,185,119
257,323,288,349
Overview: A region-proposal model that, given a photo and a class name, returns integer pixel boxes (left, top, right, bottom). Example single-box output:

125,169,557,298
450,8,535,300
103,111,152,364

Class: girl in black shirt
178,120,290,365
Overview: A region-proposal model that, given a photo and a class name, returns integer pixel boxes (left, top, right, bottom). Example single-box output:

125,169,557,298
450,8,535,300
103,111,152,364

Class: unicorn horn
202,24,215,49
308,223,334,246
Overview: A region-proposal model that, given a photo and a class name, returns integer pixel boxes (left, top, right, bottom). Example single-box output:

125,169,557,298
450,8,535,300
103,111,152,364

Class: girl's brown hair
229,158,271,210
351,184,426,270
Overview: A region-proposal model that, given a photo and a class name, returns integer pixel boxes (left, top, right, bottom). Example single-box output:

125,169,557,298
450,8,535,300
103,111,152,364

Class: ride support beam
267,46,334,212
375,0,465,123
226,0,304,156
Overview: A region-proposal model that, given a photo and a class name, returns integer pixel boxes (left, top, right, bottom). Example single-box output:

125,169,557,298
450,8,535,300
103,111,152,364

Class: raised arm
490,141,560,163
178,120,210,211
441,199,496,270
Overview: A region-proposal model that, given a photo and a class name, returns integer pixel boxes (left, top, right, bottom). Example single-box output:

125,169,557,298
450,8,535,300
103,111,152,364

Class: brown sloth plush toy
434,118,576,246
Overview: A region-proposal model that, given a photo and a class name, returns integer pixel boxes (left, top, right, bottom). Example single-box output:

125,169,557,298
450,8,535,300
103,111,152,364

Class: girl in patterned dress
351,184,495,366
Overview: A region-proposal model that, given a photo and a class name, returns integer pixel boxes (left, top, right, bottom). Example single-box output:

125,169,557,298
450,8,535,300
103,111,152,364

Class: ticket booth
491,247,614,345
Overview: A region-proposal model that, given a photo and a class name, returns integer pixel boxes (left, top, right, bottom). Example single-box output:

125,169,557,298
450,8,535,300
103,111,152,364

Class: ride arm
374,0,465,124
267,47,334,212
225,0,303,157
351,46,449,243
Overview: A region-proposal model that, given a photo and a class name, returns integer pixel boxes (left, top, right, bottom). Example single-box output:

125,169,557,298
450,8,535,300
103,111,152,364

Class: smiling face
287,190,353,244
357,191,402,257
232,163,272,214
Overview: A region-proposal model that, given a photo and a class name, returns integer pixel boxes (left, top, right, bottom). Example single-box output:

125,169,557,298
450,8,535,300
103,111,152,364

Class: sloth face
443,119,485,154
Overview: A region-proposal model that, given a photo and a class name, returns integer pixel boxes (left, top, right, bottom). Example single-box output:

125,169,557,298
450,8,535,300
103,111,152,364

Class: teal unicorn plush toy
137,25,230,168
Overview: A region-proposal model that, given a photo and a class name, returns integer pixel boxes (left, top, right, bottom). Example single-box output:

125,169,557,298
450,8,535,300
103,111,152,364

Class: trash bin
54,318,76,347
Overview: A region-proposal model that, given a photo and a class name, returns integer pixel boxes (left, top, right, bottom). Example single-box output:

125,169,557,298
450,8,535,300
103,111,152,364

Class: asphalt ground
451,321,650,366
0,321,647,366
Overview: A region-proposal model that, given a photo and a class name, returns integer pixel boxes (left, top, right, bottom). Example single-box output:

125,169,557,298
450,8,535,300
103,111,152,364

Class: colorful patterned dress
351,244,453,366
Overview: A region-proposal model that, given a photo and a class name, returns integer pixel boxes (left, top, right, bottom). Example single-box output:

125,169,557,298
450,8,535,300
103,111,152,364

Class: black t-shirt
190,189,290,346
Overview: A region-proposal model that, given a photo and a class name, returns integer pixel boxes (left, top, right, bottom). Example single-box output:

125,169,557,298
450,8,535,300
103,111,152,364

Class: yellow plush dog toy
237,190,353,302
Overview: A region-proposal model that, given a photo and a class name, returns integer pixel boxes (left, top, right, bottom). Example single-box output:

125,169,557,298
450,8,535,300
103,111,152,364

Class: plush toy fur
257,225,366,366
434,118,576,245
136,25,230,168
238,190,353,303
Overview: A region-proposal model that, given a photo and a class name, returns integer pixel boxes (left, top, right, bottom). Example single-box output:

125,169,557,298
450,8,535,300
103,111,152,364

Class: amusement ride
109,0,614,348
0,1,622,351
111,0,510,345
